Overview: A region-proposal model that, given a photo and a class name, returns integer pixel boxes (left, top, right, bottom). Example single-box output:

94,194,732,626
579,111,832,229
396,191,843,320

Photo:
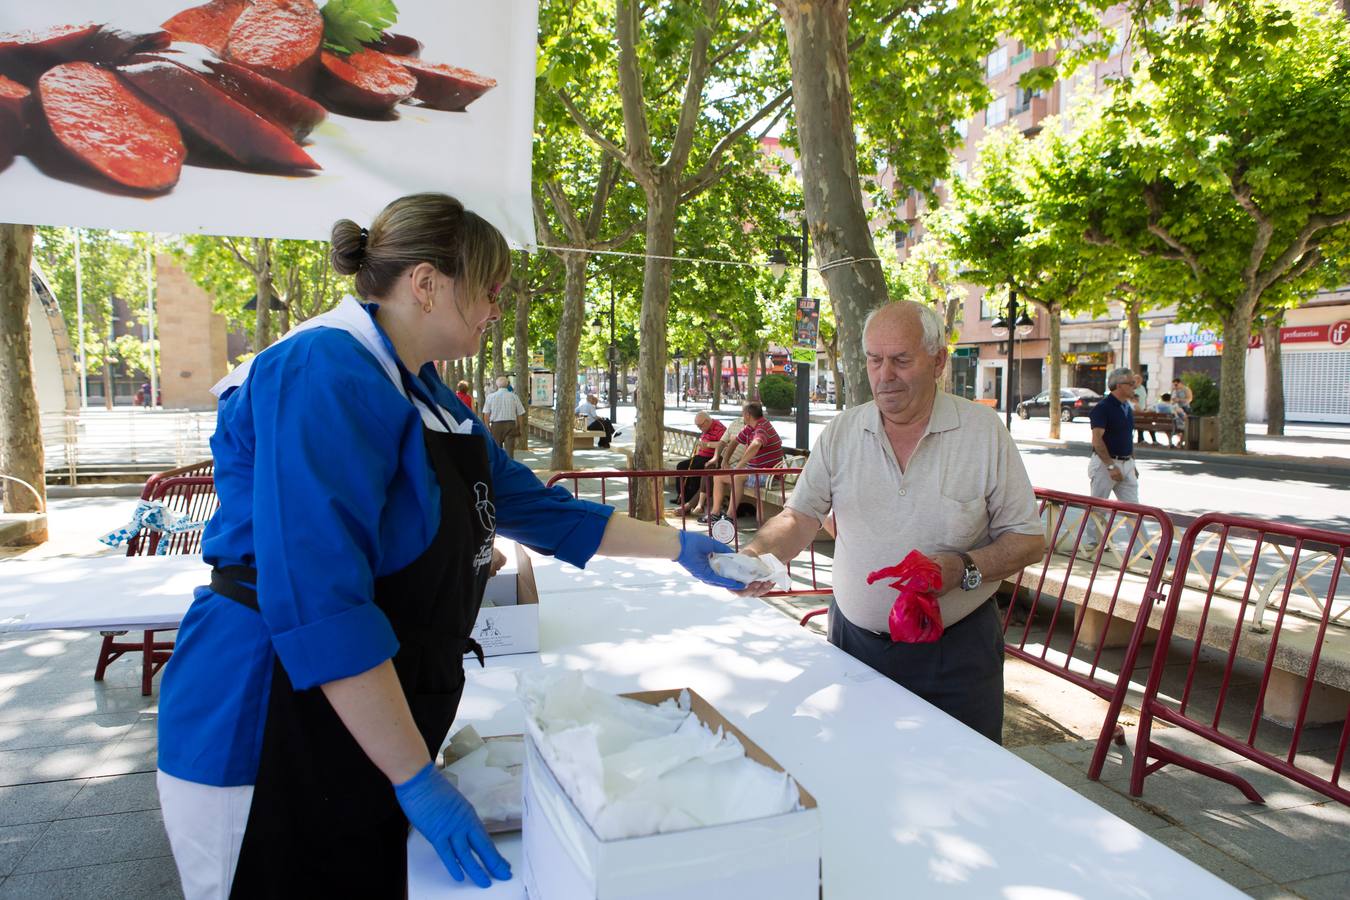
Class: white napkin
518,670,802,840
710,552,791,590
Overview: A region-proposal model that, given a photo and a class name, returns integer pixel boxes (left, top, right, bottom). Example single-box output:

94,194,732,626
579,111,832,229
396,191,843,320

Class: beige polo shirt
785,391,1042,633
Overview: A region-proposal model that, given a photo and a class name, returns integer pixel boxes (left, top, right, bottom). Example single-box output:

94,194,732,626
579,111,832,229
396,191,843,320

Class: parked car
1016,388,1103,422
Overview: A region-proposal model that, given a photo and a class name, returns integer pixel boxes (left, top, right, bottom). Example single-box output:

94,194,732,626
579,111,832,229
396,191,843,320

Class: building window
1109,25,1126,57
952,159,968,181
987,46,1008,78
1011,43,1033,66
954,118,969,139
980,292,1003,320
1012,86,1039,115
985,95,1007,127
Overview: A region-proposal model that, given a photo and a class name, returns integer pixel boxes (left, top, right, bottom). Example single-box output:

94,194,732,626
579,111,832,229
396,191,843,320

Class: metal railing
41,409,217,484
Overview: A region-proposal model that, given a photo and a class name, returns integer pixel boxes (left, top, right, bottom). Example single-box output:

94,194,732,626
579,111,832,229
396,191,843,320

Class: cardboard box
468,539,539,658
521,688,820,900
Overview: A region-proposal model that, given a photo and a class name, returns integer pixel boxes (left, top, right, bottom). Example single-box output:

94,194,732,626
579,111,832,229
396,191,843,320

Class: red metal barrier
97,470,219,695
545,467,835,599
1130,513,1350,805
1003,488,1174,780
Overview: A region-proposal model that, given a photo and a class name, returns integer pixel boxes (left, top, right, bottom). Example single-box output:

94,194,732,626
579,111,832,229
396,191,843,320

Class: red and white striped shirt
735,418,783,468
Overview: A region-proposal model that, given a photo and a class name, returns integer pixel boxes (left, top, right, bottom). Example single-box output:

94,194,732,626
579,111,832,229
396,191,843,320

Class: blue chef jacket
157,306,613,786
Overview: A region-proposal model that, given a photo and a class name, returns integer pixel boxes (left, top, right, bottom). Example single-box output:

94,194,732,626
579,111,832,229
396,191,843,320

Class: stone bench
1015,506,1350,728
526,409,599,449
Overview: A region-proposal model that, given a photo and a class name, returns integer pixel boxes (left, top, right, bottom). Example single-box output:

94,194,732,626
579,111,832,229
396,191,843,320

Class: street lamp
989,289,1034,430
592,281,619,422
771,220,812,450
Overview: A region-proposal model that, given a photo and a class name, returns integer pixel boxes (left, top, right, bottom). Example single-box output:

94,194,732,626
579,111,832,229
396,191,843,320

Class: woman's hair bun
330,219,368,277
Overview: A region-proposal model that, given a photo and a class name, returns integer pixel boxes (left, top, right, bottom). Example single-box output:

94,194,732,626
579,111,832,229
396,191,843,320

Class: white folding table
407,552,1242,899
0,551,1244,897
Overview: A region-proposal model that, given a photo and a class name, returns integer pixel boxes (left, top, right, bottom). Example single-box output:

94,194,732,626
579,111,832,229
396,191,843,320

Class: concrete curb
45,483,145,499
1015,437,1350,478
0,514,47,546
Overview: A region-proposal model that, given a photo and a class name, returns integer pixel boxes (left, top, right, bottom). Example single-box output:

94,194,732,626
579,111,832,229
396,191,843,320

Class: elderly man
483,376,526,457
675,411,727,515
576,393,618,447
738,301,1045,743
1086,368,1143,550
700,402,784,525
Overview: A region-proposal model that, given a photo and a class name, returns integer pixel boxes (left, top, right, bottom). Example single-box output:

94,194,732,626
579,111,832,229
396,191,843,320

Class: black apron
215,422,496,899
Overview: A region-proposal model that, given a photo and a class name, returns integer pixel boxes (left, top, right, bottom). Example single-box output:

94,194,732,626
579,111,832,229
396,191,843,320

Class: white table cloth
408,552,1241,899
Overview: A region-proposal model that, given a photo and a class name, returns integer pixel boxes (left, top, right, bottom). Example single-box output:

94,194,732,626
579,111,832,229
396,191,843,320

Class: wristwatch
957,552,982,591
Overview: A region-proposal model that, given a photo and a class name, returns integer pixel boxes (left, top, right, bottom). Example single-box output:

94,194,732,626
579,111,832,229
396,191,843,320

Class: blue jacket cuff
271,602,400,690
549,500,615,569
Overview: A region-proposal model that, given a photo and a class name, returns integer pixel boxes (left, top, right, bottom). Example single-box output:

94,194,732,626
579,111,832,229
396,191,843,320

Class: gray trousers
828,598,1005,744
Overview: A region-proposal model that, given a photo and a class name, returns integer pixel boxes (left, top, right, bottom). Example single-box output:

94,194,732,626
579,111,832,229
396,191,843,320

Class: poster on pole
793,295,820,350
0,0,539,247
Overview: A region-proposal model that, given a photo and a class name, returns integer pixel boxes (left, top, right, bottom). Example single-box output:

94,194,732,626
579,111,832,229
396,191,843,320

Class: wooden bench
1134,410,1182,447
525,408,599,449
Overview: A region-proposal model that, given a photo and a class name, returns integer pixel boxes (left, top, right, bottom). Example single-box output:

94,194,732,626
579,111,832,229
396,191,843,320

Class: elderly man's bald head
861,301,943,357
862,300,948,424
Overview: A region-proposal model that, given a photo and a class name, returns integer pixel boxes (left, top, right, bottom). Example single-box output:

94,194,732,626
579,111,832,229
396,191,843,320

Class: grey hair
1106,367,1134,390
861,303,944,356
496,376,509,388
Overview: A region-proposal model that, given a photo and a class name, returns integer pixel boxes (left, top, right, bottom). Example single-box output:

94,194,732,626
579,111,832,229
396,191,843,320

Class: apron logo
474,482,496,531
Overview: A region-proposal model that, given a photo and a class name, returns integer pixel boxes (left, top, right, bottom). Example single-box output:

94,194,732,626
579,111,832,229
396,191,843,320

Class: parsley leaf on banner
321,0,400,55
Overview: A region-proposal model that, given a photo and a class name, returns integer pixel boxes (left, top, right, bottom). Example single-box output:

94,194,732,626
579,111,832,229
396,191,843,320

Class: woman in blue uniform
155,193,741,899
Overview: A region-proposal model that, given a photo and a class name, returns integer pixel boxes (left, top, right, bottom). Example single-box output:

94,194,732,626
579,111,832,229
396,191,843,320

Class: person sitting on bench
675,411,727,516
701,402,783,524
1151,393,1186,448
575,393,618,447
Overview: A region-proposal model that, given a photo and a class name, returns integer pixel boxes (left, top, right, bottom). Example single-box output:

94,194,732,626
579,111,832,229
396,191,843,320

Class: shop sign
1247,320,1350,349
1164,323,1222,357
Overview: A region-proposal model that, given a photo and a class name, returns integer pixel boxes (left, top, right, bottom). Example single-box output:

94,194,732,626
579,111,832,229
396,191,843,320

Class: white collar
211,296,472,434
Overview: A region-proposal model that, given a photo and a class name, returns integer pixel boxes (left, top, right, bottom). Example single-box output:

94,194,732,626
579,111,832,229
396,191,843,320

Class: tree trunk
730,352,740,394
1218,308,1253,453
550,253,588,471
1127,298,1142,375
0,224,47,532
252,238,273,351
631,187,678,520
1047,304,1063,440
1262,313,1285,436
102,338,114,410
513,285,532,445
710,344,723,411
775,0,890,408
491,319,505,381
475,332,488,410
746,346,759,402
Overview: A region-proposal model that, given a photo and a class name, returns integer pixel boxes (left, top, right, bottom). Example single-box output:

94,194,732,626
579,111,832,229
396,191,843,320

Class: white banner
0,0,538,246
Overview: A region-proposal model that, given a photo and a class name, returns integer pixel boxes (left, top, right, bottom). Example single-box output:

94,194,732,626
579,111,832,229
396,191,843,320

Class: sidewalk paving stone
0,855,182,900
13,809,172,875
0,782,84,828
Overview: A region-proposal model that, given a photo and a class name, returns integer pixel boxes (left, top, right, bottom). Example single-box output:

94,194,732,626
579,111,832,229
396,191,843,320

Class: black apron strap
210,566,259,610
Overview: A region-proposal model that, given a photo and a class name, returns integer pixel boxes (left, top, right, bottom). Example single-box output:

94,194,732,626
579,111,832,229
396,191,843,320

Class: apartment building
894,6,1350,422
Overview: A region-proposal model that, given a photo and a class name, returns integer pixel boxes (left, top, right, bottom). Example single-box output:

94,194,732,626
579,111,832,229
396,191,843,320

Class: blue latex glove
395,762,511,889
677,530,746,590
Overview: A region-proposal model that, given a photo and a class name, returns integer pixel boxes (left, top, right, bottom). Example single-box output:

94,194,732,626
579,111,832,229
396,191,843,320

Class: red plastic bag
867,550,945,643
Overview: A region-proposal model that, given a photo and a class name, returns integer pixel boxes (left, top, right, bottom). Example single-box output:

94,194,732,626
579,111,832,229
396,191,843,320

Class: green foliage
1181,372,1220,417
321,0,399,54
32,227,155,375
757,373,794,412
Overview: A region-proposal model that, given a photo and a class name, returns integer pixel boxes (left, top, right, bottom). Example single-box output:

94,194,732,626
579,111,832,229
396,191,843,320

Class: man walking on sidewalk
1087,367,1144,549
484,376,526,457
